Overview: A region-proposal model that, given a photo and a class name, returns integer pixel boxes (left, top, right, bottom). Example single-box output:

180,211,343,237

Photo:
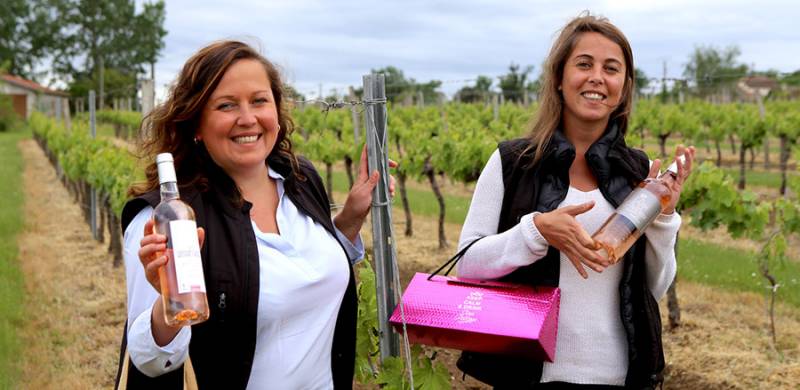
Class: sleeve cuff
335,227,365,265
128,305,191,376
656,212,678,224
521,212,549,253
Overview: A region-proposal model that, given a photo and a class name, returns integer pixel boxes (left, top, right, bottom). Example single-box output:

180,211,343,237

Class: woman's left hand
334,145,396,242
653,144,695,215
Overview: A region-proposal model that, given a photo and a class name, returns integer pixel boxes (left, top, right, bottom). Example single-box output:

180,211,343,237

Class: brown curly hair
129,40,301,197
526,13,635,164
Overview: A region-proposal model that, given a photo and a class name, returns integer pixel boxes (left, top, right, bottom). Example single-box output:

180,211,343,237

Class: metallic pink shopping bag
390,272,560,362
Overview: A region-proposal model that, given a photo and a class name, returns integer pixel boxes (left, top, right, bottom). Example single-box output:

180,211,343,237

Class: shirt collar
268,166,286,199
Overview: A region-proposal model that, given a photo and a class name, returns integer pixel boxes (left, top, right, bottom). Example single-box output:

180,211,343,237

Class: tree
780,69,800,86
131,1,166,81
355,66,442,105
683,45,748,100
634,68,650,96
498,63,533,103
0,0,61,80
43,0,167,107
455,75,493,103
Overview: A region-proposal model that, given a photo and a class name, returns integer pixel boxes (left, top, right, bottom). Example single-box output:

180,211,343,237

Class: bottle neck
160,181,180,201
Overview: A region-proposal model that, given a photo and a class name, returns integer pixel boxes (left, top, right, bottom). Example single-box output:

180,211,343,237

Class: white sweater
456,149,680,386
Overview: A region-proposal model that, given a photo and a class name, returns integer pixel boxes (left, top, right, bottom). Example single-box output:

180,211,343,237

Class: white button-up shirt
123,167,364,389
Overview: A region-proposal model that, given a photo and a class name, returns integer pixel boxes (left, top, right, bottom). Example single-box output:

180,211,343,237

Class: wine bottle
153,153,209,326
591,155,685,264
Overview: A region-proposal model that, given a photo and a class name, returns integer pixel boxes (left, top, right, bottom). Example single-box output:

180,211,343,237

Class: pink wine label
169,220,206,294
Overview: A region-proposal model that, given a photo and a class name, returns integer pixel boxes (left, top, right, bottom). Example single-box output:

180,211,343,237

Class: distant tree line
1,0,167,108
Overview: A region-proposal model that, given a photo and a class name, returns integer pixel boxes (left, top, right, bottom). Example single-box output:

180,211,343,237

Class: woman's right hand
533,201,608,279
138,218,205,293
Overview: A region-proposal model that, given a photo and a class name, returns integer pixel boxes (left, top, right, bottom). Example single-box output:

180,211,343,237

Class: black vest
457,125,666,389
115,155,357,389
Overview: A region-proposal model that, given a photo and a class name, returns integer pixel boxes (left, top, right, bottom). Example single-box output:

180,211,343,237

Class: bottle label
169,220,206,294
616,188,662,231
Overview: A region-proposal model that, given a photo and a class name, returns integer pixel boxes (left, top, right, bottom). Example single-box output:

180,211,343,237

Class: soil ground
14,139,800,389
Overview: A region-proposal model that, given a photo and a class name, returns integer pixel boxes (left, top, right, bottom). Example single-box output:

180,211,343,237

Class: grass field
720,167,797,189
0,127,29,389
678,238,800,308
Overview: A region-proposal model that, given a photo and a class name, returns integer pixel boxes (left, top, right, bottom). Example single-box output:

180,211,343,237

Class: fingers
676,145,686,181
367,170,379,190
564,201,595,217
567,256,589,279
683,146,695,181
197,227,205,249
388,159,398,168
673,144,696,185
144,218,155,236
648,159,661,179
139,232,166,261
357,145,369,182
144,254,168,292
388,175,396,197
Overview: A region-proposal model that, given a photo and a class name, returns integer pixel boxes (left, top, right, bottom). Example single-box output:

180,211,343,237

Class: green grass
720,167,796,190
327,169,472,225
678,238,800,308
0,126,29,389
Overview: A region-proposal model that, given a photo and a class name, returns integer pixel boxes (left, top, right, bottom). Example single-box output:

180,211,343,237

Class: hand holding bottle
138,219,205,293
653,145,695,214
591,145,696,265
534,201,610,279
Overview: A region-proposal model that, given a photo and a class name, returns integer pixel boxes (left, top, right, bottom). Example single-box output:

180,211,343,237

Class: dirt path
18,139,126,389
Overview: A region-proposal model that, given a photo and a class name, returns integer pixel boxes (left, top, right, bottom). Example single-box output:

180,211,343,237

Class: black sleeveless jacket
456,124,666,389
115,154,357,389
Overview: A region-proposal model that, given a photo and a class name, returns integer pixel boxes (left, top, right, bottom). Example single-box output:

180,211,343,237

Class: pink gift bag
390,272,560,361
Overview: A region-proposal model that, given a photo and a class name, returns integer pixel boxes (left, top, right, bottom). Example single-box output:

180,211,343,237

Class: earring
193,137,200,144
277,124,281,132
557,85,562,91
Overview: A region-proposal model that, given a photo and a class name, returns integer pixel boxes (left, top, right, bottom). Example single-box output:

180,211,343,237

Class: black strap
427,237,485,280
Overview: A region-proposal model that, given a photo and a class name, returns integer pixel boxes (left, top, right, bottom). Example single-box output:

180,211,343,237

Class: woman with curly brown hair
116,40,383,389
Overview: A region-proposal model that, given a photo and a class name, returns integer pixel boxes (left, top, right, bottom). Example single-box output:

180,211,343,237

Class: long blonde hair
527,13,635,163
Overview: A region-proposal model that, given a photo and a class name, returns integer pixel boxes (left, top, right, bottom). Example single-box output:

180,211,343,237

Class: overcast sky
141,0,800,101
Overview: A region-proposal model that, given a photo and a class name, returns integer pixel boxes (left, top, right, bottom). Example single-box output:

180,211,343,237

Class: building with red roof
1,74,69,119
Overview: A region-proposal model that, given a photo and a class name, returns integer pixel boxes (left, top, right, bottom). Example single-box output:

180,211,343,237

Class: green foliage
683,45,748,98
0,94,20,132
0,0,52,79
455,75,493,103
354,261,452,389
354,261,380,383
353,66,443,104
94,109,142,138
16,0,168,104
634,68,650,95
29,112,136,215
680,161,769,238
498,63,534,103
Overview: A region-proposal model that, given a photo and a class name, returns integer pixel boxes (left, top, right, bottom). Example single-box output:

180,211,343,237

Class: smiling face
560,32,627,131
196,59,279,177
